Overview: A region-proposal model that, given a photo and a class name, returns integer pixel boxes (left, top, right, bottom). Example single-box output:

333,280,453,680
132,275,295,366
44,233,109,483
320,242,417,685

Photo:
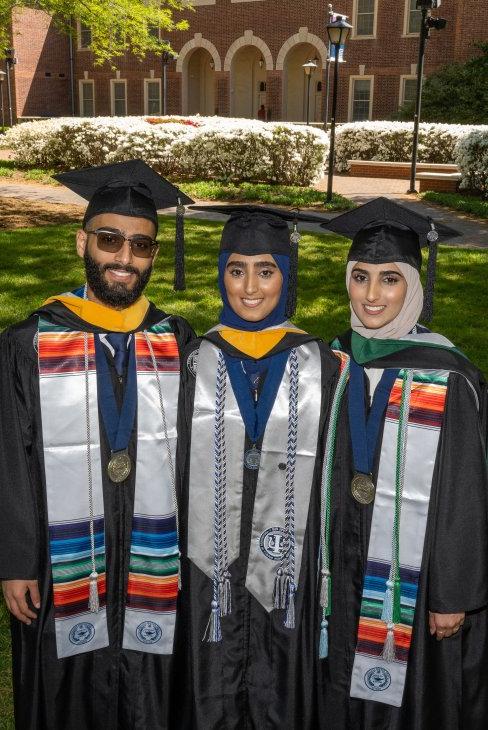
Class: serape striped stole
38,318,180,658
350,369,449,707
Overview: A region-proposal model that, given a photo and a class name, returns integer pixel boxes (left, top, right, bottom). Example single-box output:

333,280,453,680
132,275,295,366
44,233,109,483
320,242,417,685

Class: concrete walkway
1,176,487,248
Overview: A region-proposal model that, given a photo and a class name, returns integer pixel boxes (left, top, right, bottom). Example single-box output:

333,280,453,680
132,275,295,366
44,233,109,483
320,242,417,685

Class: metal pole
0,81,5,128
306,73,312,125
324,51,331,132
326,44,340,203
163,62,168,115
69,26,76,116
408,7,428,194
5,62,13,126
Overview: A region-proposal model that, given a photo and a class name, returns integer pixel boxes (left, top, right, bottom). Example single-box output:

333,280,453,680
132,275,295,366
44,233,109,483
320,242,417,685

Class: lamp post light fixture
408,0,447,193
0,69,5,128
259,57,265,69
303,59,318,125
325,15,352,202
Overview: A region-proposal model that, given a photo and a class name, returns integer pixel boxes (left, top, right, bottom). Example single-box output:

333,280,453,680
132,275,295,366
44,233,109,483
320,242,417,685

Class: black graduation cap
54,160,194,290
321,197,460,321
191,204,331,318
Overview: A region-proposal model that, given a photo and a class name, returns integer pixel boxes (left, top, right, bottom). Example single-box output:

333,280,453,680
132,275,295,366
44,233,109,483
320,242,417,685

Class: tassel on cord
421,222,439,322
284,579,296,630
320,568,331,611
204,600,222,643
273,567,286,609
381,578,394,623
319,618,329,660
285,222,300,319
382,623,396,663
174,198,186,291
89,571,100,613
392,577,402,625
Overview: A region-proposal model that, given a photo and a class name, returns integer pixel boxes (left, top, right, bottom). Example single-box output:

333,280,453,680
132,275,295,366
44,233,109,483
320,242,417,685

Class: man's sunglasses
85,228,158,259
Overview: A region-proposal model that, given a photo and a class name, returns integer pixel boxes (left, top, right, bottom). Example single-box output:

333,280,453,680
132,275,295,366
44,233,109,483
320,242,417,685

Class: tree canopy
1,0,191,66
397,43,488,124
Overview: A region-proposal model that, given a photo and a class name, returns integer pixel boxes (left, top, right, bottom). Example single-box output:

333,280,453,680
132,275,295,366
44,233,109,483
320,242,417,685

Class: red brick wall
11,8,72,119
10,0,488,121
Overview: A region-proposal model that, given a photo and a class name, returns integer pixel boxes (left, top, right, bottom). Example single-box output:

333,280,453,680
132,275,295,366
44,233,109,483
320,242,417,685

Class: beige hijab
346,260,424,340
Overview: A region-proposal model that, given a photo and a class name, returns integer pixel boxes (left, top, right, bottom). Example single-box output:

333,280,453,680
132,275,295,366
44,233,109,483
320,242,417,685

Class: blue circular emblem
136,621,162,645
259,527,290,562
69,622,95,646
364,667,392,692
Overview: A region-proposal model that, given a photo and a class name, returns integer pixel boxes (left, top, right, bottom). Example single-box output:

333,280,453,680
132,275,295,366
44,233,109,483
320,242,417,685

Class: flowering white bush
454,130,488,195
334,122,488,172
1,116,329,186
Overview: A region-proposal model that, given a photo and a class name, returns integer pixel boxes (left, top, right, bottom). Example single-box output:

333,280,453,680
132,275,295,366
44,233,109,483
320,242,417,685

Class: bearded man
0,160,194,730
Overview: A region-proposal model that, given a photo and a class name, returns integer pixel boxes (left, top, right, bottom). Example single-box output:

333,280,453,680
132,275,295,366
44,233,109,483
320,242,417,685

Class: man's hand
429,611,465,641
2,580,40,625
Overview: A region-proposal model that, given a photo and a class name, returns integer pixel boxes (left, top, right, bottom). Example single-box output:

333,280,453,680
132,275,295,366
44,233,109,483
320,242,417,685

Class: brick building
4,1,488,125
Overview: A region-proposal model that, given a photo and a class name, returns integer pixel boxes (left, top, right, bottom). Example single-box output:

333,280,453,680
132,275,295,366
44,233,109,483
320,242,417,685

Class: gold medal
107,451,132,483
351,473,375,505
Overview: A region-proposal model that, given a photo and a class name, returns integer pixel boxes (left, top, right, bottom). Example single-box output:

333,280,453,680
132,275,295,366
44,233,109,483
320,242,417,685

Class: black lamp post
162,41,173,116
4,48,17,127
0,70,5,128
408,0,447,193
326,16,352,202
303,59,318,125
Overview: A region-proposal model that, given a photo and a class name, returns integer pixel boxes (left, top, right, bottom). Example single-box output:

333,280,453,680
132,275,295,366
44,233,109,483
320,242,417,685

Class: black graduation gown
0,300,195,730
320,330,488,730
170,330,339,730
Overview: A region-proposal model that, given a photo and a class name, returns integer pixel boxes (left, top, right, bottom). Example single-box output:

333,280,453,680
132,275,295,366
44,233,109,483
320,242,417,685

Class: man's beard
84,250,153,308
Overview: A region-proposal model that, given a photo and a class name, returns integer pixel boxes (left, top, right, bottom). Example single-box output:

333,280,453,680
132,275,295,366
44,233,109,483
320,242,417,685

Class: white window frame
403,0,422,36
77,20,92,50
79,79,95,117
110,79,128,116
144,78,162,115
399,74,418,107
348,75,374,122
352,0,378,39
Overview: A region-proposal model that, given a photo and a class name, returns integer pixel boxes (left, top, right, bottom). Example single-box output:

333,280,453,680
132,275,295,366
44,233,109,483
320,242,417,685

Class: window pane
81,83,94,116
147,81,161,114
148,24,160,40
408,0,422,33
352,79,371,121
113,82,126,116
80,23,91,48
356,0,375,36
403,78,417,104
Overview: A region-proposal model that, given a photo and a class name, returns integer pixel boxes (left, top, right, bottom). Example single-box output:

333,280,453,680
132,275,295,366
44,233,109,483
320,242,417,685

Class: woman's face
223,253,283,322
348,262,408,329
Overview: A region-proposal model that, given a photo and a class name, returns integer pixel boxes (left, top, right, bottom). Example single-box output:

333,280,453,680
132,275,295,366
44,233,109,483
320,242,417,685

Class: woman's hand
429,611,465,640
2,580,40,625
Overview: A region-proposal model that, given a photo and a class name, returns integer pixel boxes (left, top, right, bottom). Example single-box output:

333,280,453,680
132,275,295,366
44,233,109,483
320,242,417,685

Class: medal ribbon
94,336,137,455
348,359,399,475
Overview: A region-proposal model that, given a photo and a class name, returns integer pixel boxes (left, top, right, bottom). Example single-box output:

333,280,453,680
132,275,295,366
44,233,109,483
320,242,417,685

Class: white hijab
346,260,424,400
346,260,424,340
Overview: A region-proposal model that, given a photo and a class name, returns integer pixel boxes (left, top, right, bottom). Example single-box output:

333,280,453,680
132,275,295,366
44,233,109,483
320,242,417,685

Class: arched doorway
283,43,322,122
230,45,267,119
186,48,215,116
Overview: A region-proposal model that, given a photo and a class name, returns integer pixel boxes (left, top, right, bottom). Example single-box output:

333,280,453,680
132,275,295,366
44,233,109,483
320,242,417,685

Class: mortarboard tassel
285,222,300,319
89,571,100,613
174,198,186,291
421,222,439,322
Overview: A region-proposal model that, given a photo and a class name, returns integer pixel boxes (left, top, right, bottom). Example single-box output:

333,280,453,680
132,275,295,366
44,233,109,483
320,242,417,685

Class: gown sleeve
0,327,40,580
427,372,488,614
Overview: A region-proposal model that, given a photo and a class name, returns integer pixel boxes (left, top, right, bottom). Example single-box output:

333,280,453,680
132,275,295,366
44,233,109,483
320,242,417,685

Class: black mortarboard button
191,204,331,318
54,160,194,291
321,197,460,321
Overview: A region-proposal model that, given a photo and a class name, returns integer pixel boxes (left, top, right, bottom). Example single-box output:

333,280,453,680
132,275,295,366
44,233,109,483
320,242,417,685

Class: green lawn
0,217,487,724
421,191,488,220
